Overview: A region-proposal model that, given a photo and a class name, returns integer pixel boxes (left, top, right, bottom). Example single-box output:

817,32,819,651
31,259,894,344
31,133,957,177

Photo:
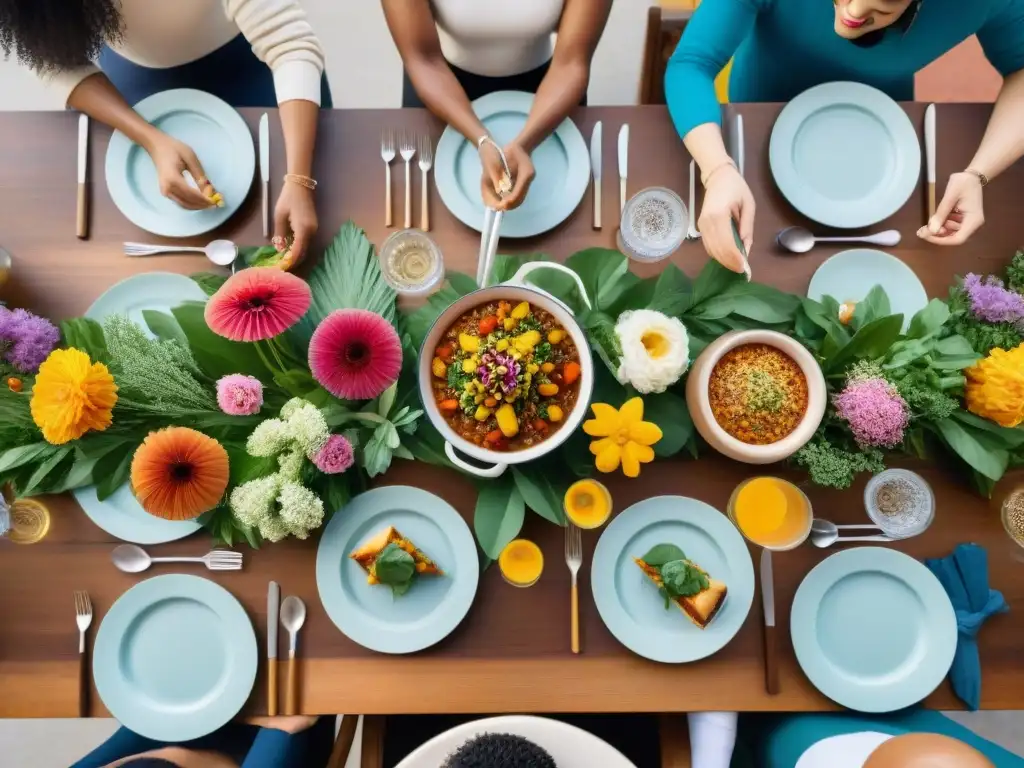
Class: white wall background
0,0,650,111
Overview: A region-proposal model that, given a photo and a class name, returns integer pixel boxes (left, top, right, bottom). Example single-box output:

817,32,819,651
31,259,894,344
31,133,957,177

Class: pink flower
308,309,402,400
216,374,264,416
205,269,311,342
312,434,355,474
833,378,910,448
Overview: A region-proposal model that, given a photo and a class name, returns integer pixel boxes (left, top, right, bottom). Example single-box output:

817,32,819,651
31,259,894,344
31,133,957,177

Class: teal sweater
666,0,1024,140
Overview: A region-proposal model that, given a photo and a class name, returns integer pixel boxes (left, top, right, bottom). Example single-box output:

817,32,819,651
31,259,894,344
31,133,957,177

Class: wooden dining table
1,103,1023,725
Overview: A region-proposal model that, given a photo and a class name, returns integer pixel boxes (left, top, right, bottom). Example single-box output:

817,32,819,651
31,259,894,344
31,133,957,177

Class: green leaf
60,318,110,364
95,445,135,501
377,382,398,418
565,248,632,311
474,476,525,560
142,310,187,345
512,467,566,525
405,277,477,349
172,303,272,380
247,245,283,268
190,272,228,297
646,264,694,316
950,411,1024,449
294,221,397,343
907,299,951,340
660,559,709,602
824,315,904,374
935,335,978,357
577,309,622,378
0,443,54,474
374,542,416,588
448,271,480,296
934,417,1009,481
850,285,891,331
21,446,71,495
641,543,686,566
690,259,743,308
643,390,693,458
361,422,396,478
694,285,797,325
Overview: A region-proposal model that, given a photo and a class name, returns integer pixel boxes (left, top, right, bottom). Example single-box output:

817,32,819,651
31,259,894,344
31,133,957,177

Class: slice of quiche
349,526,443,585
634,556,727,629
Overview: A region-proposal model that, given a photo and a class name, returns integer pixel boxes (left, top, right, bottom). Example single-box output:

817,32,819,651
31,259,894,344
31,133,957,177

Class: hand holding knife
267,581,280,715
617,124,629,214
77,114,89,239
259,114,270,239
925,104,936,220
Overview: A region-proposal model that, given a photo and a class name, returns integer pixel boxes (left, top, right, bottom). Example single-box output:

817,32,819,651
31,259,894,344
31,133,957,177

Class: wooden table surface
1,104,1022,719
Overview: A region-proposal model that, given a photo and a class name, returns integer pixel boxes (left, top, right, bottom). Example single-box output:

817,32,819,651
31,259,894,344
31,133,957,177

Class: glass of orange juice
727,476,812,550
498,539,544,587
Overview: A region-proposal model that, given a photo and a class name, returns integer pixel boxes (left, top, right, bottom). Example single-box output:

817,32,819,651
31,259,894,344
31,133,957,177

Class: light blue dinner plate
316,485,479,654
94,574,258,741
75,272,207,543
808,248,927,332
434,91,590,238
791,548,957,713
591,496,755,663
769,82,920,228
105,88,255,237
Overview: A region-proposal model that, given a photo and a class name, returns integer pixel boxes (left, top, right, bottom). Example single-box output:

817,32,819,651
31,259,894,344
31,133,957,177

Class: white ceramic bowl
685,329,826,464
419,262,594,478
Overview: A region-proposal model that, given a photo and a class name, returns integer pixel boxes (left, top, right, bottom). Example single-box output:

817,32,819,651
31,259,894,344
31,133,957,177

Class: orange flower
131,427,230,520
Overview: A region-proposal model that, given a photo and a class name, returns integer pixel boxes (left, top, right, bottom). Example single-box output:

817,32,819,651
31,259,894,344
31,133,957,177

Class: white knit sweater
43,0,325,105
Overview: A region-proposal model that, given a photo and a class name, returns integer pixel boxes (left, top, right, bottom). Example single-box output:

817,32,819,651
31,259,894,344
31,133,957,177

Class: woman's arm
512,0,613,153
381,0,488,143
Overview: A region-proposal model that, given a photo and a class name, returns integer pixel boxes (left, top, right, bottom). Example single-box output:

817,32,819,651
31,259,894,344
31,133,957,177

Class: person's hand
145,132,214,210
698,163,754,274
245,715,318,733
479,140,535,211
273,181,318,267
917,171,985,245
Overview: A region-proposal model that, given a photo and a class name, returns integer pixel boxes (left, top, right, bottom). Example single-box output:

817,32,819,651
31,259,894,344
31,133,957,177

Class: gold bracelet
700,158,737,188
964,167,989,187
283,173,317,191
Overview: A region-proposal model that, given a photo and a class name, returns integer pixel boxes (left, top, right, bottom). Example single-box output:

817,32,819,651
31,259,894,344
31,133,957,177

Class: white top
432,0,565,77
42,0,325,106
796,732,895,768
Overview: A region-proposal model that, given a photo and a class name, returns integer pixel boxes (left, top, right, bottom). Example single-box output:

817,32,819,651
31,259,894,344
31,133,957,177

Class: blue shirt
665,0,1024,139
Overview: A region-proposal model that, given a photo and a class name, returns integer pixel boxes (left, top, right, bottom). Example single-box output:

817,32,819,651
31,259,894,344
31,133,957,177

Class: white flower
613,309,690,394
276,448,305,481
283,400,329,456
246,419,290,457
229,476,279,527
278,481,325,539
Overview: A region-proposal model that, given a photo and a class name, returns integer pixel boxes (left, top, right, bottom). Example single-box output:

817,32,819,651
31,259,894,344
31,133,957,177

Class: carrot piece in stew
562,361,581,386
478,315,499,335
533,419,549,432
436,343,455,363
484,429,503,444
439,399,460,413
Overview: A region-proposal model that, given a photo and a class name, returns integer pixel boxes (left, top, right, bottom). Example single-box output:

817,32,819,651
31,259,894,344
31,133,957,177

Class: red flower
308,309,402,400
205,269,311,342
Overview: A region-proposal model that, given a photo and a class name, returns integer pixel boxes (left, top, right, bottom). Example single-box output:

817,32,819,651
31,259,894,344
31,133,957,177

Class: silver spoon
777,226,901,254
0,246,11,289
280,595,307,715
111,543,243,572
810,525,893,548
123,239,238,266
812,519,882,535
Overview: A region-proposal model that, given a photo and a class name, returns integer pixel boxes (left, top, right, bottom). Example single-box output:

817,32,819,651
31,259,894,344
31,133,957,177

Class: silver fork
74,591,93,717
418,135,433,232
565,523,582,654
687,159,701,241
381,130,395,227
400,132,416,229
154,550,244,571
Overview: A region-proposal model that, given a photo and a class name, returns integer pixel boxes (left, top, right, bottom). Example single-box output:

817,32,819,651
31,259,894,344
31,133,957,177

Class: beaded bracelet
283,173,318,191
964,167,989,187
700,158,737,188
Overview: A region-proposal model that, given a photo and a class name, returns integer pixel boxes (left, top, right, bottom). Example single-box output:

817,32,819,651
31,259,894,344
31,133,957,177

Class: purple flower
215,374,264,416
833,377,910,448
311,434,354,474
963,274,1024,324
0,306,60,374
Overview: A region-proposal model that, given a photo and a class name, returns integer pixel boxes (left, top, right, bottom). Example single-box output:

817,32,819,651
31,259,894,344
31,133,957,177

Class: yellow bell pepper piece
496,404,519,437
503,318,517,331
526,363,539,375
495,338,510,352
547,329,566,344
474,405,492,421
547,405,564,422
462,356,478,374
459,333,480,353
431,357,447,378
511,301,530,320
538,383,559,397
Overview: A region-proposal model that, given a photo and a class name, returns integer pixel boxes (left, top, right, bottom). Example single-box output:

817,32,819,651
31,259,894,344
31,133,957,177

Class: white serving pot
685,329,826,464
419,262,594,478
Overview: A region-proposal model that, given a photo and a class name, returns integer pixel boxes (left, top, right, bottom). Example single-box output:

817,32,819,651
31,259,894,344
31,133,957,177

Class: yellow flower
583,397,662,478
965,344,1024,428
30,348,118,445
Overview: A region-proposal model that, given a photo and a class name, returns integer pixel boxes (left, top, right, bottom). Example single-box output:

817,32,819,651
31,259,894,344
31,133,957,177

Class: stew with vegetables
431,300,582,451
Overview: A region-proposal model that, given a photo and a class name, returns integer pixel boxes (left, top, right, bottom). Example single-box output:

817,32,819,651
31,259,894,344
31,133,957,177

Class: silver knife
590,121,603,230
731,112,745,178
267,580,280,715
259,113,270,238
760,550,779,695
76,114,89,239
617,124,629,214
925,104,936,220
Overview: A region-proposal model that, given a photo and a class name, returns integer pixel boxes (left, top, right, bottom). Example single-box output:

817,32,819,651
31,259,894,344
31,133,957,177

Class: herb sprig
641,544,709,609
373,542,417,597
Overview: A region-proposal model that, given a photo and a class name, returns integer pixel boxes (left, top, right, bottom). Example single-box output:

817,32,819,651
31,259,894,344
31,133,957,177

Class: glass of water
616,187,688,263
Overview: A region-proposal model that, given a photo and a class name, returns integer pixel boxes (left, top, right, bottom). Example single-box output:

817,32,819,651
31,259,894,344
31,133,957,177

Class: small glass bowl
1001,487,1024,550
378,229,445,296
864,469,934,539
617,187,688,263
498,539,544,588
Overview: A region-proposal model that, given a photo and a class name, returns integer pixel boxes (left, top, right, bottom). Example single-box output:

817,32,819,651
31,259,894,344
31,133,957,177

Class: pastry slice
350,526,443,585
634,557,727,629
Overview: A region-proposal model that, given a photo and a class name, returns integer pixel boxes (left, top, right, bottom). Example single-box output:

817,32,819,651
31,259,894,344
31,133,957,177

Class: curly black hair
0,0,123,73
444,733,558,768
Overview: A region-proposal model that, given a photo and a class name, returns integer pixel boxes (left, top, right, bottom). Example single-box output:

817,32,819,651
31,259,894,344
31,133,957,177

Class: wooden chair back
638,5,694,105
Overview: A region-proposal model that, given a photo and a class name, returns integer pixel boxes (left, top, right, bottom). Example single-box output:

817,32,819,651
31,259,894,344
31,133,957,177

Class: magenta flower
833,378,910,448
308,309,402,401
0,306,60,374
216,374,264,416
963,274,1024,325
311,434,355,474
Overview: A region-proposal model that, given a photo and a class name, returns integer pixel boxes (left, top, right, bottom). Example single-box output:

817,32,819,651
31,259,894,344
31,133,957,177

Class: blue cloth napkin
925,543,1009,710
